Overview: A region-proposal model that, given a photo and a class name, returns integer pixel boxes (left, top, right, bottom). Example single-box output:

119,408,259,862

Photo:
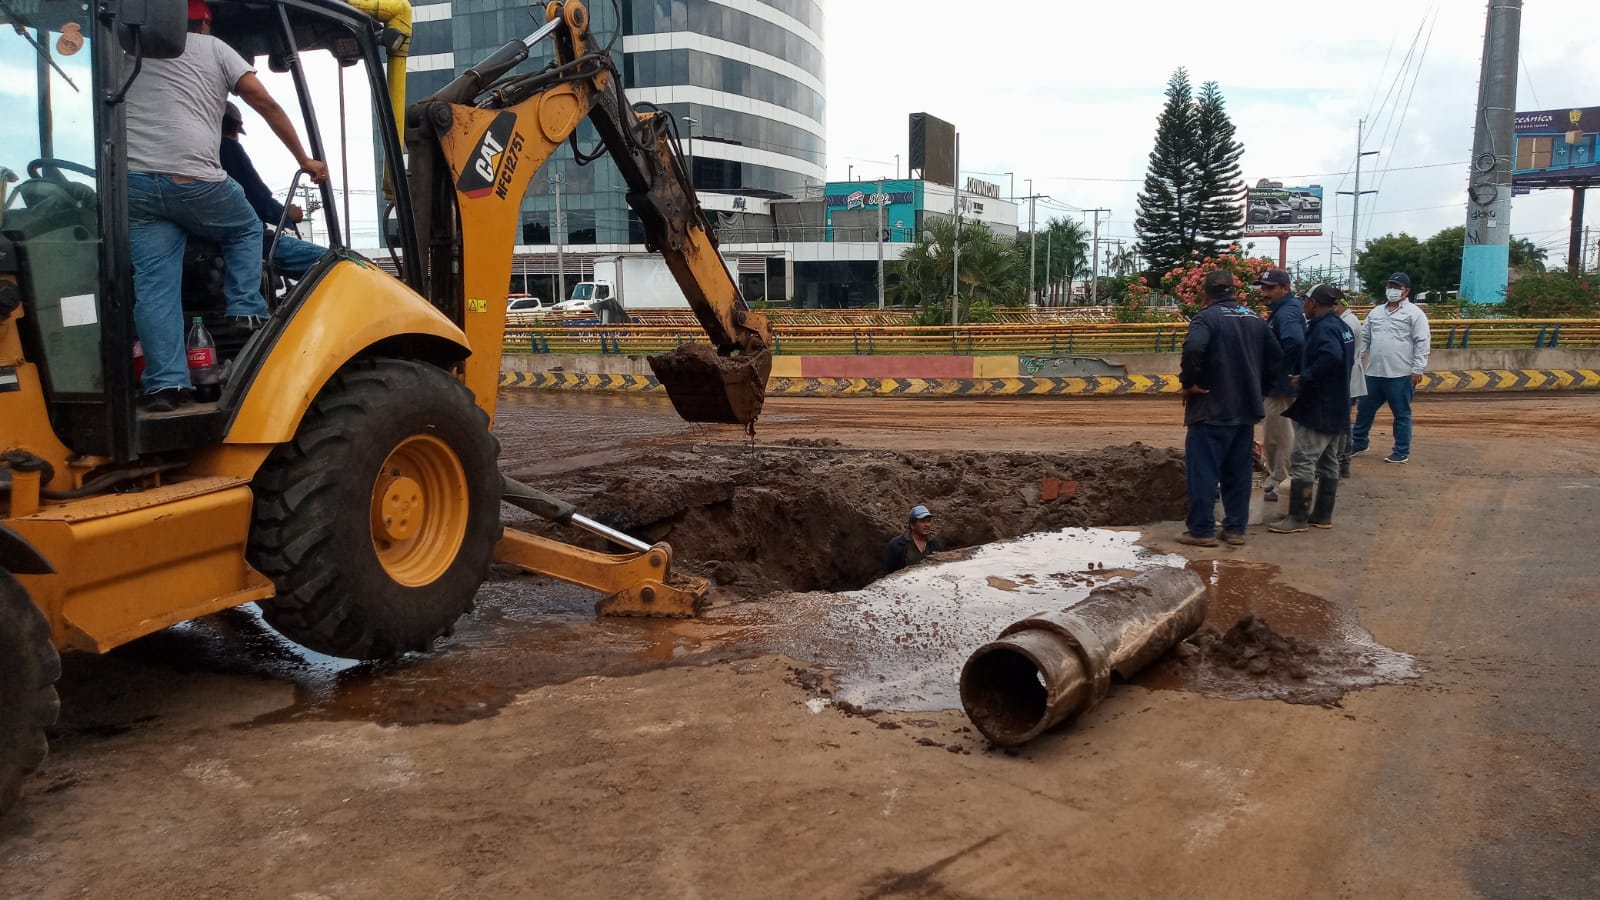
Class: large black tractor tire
248,358,502,660
0,570,61,816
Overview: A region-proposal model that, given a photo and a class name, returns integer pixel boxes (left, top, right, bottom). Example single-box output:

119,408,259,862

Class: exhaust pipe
960,566,1206,746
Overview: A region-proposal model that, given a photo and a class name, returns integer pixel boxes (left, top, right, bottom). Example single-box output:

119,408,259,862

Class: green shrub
1501,273,1600,318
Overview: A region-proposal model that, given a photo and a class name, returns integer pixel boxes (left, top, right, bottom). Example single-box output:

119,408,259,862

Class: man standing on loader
125,0,328,410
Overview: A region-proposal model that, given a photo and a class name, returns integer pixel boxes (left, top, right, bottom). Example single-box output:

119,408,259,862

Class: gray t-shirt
126,33,255,181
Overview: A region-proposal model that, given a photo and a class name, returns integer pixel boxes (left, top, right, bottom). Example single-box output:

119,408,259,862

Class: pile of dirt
1161,610,1419,705
511,443,1186,596
1176,613,1317,680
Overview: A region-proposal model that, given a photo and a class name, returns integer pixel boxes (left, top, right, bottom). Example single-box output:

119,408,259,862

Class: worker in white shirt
1350,273,1431,464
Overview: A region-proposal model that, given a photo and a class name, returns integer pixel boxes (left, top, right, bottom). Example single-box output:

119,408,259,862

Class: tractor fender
0,523,53,574
224,258,473,446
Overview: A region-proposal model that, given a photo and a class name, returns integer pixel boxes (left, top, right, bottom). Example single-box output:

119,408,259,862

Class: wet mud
512,442,1189,596
51,448,1407,738
1138,560,1419,704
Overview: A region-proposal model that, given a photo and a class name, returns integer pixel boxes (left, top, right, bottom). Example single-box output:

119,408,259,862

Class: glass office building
406,0,826,251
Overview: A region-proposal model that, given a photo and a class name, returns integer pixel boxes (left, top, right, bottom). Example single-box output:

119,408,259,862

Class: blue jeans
269,229,326,279
128,173,268,393
1186,422,1255,537
1353,375,1414,456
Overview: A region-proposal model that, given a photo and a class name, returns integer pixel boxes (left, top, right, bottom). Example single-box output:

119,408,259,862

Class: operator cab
0,0,414,461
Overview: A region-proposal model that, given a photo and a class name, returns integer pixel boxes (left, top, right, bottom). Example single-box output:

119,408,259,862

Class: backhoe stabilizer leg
492,528,706,617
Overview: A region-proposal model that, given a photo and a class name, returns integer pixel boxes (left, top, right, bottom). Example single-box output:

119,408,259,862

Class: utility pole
1044,227,1053,307
1017,179,1050,304
952,132,961,325
1569,188,1587,274
298,184,322,243
1461,0,1521,303
1087,209,1110,304
1338,118,1379,292
1586,225,1594,272
552,173,566,303
876,178,886,309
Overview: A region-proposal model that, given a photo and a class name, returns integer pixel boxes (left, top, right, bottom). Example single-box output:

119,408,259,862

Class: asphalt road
1,391,1595,898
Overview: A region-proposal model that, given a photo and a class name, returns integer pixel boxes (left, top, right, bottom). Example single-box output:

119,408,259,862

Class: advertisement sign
909,113,956,186
1513,106,1600,189
1245,182,1323,236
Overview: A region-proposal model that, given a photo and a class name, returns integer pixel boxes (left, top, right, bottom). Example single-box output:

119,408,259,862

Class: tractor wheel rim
370,434,470,587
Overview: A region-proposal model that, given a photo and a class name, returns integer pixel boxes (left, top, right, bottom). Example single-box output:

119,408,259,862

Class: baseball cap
1203,270,1236,297
188,0,211,21
1387,273,1411,289
223,101,245,134
909,505,933,521
1253,268,1292,288
1305,283,1345,306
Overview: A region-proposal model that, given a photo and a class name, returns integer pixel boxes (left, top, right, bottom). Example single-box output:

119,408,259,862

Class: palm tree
889,218,1026,309
1034,217,1088,306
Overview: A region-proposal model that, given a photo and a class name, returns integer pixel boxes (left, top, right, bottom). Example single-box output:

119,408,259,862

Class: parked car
506,295,548,324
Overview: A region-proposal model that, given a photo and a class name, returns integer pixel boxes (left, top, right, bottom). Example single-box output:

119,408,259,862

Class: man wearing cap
220,101,327,279
1335,293,1367,478
1176,271,1284,547
1254,268,1305,502
1352,272,1430,464
1269,284,1355,533
884,505,944,575
124,0,329,410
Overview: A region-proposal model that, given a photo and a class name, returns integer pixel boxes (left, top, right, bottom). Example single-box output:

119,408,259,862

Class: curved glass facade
406,0,824,252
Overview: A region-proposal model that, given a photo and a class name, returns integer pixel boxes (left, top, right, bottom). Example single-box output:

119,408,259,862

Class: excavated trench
511,441,1190,597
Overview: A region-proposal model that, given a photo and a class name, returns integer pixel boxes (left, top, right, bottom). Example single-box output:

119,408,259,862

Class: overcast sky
822,0,1600,275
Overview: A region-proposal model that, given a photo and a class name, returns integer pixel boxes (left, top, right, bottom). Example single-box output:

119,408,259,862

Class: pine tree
1193,81,1246,250
1135,69,1199,278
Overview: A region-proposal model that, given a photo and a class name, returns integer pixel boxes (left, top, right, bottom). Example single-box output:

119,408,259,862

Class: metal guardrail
503,319,1600,357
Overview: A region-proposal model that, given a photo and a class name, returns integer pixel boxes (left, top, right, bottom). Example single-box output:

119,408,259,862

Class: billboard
1245,182,1323,236
909,113,956,186
1513,106,1600,189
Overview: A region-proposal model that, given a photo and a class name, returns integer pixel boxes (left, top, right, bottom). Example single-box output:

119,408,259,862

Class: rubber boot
1267,480,1313,533
1309,476,1338,529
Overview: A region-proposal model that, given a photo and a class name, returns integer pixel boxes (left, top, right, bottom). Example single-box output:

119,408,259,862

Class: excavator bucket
648,345,773,426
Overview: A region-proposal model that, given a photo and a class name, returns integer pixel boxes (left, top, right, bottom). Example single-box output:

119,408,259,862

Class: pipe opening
960,645,1049,744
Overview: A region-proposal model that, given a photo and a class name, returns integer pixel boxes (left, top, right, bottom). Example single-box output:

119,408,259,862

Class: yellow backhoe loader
0,0,770,814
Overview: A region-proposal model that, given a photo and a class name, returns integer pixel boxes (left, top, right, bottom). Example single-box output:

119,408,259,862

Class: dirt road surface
3,392,1597,899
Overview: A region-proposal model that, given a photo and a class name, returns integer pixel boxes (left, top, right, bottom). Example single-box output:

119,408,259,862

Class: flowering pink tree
1155,245,1277,318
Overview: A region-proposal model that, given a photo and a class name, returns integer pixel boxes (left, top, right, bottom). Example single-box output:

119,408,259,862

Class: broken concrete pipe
959,566,1207,746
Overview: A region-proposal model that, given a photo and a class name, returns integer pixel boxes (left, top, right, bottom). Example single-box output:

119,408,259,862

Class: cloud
825,0,1600,268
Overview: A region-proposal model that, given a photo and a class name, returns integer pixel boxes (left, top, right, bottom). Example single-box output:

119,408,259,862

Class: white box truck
570,253,739,311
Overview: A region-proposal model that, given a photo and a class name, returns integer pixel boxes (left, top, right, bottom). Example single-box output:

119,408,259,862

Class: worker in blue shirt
220,101,326,279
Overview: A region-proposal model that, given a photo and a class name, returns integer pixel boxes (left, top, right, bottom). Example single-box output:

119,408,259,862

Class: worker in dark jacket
220,101,325,279
1269,283,1356,534
1178,271,1284,547
1256,268,1305,502
884,505,944,575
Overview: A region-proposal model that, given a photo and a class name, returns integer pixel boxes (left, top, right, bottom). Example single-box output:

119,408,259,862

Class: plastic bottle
186,316,222,403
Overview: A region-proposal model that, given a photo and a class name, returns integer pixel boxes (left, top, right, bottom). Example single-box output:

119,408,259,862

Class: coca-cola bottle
186,316,222,403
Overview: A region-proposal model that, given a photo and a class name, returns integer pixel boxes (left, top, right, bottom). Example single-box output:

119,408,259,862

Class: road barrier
504,319,1600,358
500,367,1600,397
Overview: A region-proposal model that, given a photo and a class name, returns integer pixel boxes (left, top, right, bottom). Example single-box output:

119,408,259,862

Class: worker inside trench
505,442,1191,598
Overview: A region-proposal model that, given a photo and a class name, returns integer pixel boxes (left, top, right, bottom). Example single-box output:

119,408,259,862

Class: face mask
1385,288,1404,303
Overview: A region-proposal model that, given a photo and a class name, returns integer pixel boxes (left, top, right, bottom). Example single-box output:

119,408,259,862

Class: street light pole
552,172,565,303
876,178,886,309
952,132,961,325
682,116,698,189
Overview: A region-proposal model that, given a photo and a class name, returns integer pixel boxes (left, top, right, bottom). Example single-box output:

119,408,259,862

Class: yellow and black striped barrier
499,368,1600,396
